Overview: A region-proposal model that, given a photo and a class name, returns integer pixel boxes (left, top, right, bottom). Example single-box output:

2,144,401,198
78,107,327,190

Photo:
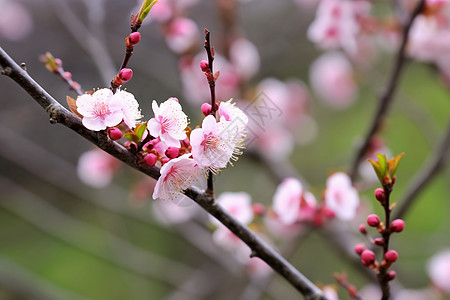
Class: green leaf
135,122,148,141
138,0,158,22
123,132,138,143
376,153,387,177
389,152,405,178
368,159,384,184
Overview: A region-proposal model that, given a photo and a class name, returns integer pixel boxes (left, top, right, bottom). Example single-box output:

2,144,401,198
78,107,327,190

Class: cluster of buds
39,52,82,94
140,136,191,167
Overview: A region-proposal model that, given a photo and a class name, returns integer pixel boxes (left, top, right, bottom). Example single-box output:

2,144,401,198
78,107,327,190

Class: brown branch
349,0,425,181
393,120,450,220
0,46,328,300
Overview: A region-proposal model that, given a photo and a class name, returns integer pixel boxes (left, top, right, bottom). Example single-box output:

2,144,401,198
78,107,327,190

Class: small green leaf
123,132,138,143
389,152,405,178
135,122,148,141
376,153,387,177
368,159,384,183
138,0,158,22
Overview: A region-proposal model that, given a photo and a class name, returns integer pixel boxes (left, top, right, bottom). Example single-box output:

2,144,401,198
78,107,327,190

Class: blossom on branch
324,172,359,220
152,154,203,206
148,98,188,148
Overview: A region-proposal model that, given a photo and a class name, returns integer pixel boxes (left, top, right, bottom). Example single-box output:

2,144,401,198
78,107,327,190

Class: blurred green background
0,0,449,299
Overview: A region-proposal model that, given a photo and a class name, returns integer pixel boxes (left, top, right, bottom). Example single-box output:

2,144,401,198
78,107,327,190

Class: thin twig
349,0,425,181
394,120,450,220
0,46,328,300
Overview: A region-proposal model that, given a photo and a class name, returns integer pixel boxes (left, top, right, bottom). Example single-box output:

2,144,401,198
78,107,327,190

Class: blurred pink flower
307,0,371,54
76,89,125,131
229,38,260,81
77,149,120,188
310,51,357,109
0,1,33,41
149,1,173,23
190,115,237,173
165,17,200,54
153,154,203,206
322,286,339,300
148,98,188,148
324,172,360,220
152,198,200,225
428,249,450,294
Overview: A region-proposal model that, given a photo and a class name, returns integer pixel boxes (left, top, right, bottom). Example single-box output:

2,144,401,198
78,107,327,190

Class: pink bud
144,153,157,166
63,71,72,80
373,237,384,246
374,188,386,202
384,250,398,263
161,157,170,165
252,203,266,216
323,207,335,219
54,58,62,67
201,103,212,116
390,219,405,233
361,249,376,266
348,285,357,298
200,60,209,72
108,127,123,140
119,68,133,82
182,137,191,147
367,214,380,227
387,270,396,281
129,32,141,44
166,147,180,159
359,224,367,234
354,243,365,255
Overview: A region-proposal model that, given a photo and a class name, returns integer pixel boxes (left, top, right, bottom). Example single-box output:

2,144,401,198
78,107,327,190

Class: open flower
114,90,142,129
153,154,202,206
190,115,237,173
148,98,188,148
324,172,359,220
76,88,124,131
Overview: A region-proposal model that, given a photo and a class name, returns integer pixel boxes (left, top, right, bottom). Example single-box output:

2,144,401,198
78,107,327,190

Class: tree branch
0,46,327,300
349,0,425,181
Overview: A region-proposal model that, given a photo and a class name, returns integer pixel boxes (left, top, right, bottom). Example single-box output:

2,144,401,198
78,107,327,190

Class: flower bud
384,250,398,263
390,219,405,233
166,147,180,159
359,224,367,234
367,214,380,227
129,32,141,44
354,243,365,255
144,153,157,166
63,71,72,80
200,60,209,72
361,249,376,266
119,68,133,82
252,203,266,216
108,127,123,140
387,270,396,281
373,237,384,246
161,157,170,165
374,188,386,203
347,285,358,298
201,103,212,116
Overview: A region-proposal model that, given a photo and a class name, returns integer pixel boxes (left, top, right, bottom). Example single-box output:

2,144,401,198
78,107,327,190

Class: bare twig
349,0,425,181
0,46,327,300
394,120,450,220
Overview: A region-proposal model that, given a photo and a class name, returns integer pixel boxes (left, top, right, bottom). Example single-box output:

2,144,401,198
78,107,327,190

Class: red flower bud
161,157,170,165
367,214,380,227
144,153,157,166
165,147,180,159
359,224,367,234
200,60,209,72
63,71,72,80
129,32,141,44
119,68,133,82
201,103,212,116
374,188,386,202
252,203,266,216
390,219,405,233
354,243,365,255
384,250,399,263
361,249,376,266
387,270,396,281
373,237,384,246
108,127,123,140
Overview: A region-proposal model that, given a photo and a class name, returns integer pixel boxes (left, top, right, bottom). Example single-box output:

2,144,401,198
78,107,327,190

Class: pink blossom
77,149,120,188
324,172,360,220
76,89,124,131
113,90,142,129
218,99,248,142
148,98,188,148
148,1,173,23
427,249,450,294
153,154,203,206
165,17,200,54
310,51,357,109
307,0,371,54
0,1,33,41
229,38,260,80
190,115,238,173
211,192,254,227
